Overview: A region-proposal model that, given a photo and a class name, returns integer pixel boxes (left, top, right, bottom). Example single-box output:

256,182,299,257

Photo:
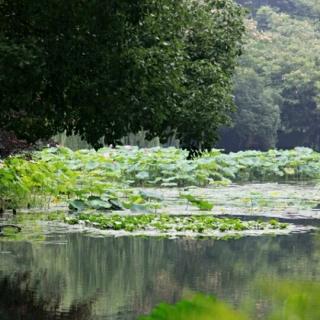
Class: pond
1,181,320,319
3,147,320,318
1,227,320,319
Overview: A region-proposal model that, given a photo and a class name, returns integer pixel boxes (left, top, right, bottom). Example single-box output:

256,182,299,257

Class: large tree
0,0,245,150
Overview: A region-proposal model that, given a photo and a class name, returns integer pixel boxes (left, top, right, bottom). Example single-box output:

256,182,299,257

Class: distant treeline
218,0,320,152
236,0,320,18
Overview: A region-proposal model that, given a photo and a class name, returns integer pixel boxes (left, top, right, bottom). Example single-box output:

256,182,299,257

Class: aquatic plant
2,146,320,211
64,213,288,235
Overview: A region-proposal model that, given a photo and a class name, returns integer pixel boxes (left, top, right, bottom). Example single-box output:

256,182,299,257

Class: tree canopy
0,0,245,150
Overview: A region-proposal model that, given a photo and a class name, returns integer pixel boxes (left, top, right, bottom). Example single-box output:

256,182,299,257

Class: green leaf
87,196,112,210
69,199,86,212
109,199,124,211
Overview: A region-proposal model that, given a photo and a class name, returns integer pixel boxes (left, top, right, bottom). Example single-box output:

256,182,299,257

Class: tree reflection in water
0,272,95,320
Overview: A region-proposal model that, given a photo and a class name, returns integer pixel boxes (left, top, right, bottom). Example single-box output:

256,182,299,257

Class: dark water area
1,231,320,319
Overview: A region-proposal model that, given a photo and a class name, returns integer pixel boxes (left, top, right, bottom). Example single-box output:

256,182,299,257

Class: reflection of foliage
0,213,55,242
0,272,95,320
1,232,320,318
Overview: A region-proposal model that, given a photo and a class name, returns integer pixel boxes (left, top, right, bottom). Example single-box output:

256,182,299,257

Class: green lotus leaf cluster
1,146,320,211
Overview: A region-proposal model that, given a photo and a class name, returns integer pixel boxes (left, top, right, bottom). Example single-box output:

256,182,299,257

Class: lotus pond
1,147,320,318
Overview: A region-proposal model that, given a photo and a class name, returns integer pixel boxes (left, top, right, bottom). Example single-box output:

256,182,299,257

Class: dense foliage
0,0,244,150
219,0,320,151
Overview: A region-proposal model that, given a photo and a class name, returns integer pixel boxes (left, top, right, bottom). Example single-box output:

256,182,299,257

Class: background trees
236,0,320,18
0,0,244,150
220,66,280,150
219,1,320,151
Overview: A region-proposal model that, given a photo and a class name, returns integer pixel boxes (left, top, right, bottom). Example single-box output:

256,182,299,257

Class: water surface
1,230,320,319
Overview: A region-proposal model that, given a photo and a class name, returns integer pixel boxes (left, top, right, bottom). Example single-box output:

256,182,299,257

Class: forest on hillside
219,0,320,151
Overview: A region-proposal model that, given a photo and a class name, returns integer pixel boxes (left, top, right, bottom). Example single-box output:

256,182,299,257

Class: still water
0,230,320,319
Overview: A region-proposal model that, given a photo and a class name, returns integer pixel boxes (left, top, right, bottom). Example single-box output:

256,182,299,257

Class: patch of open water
1,230,320,319
139,183,320,219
